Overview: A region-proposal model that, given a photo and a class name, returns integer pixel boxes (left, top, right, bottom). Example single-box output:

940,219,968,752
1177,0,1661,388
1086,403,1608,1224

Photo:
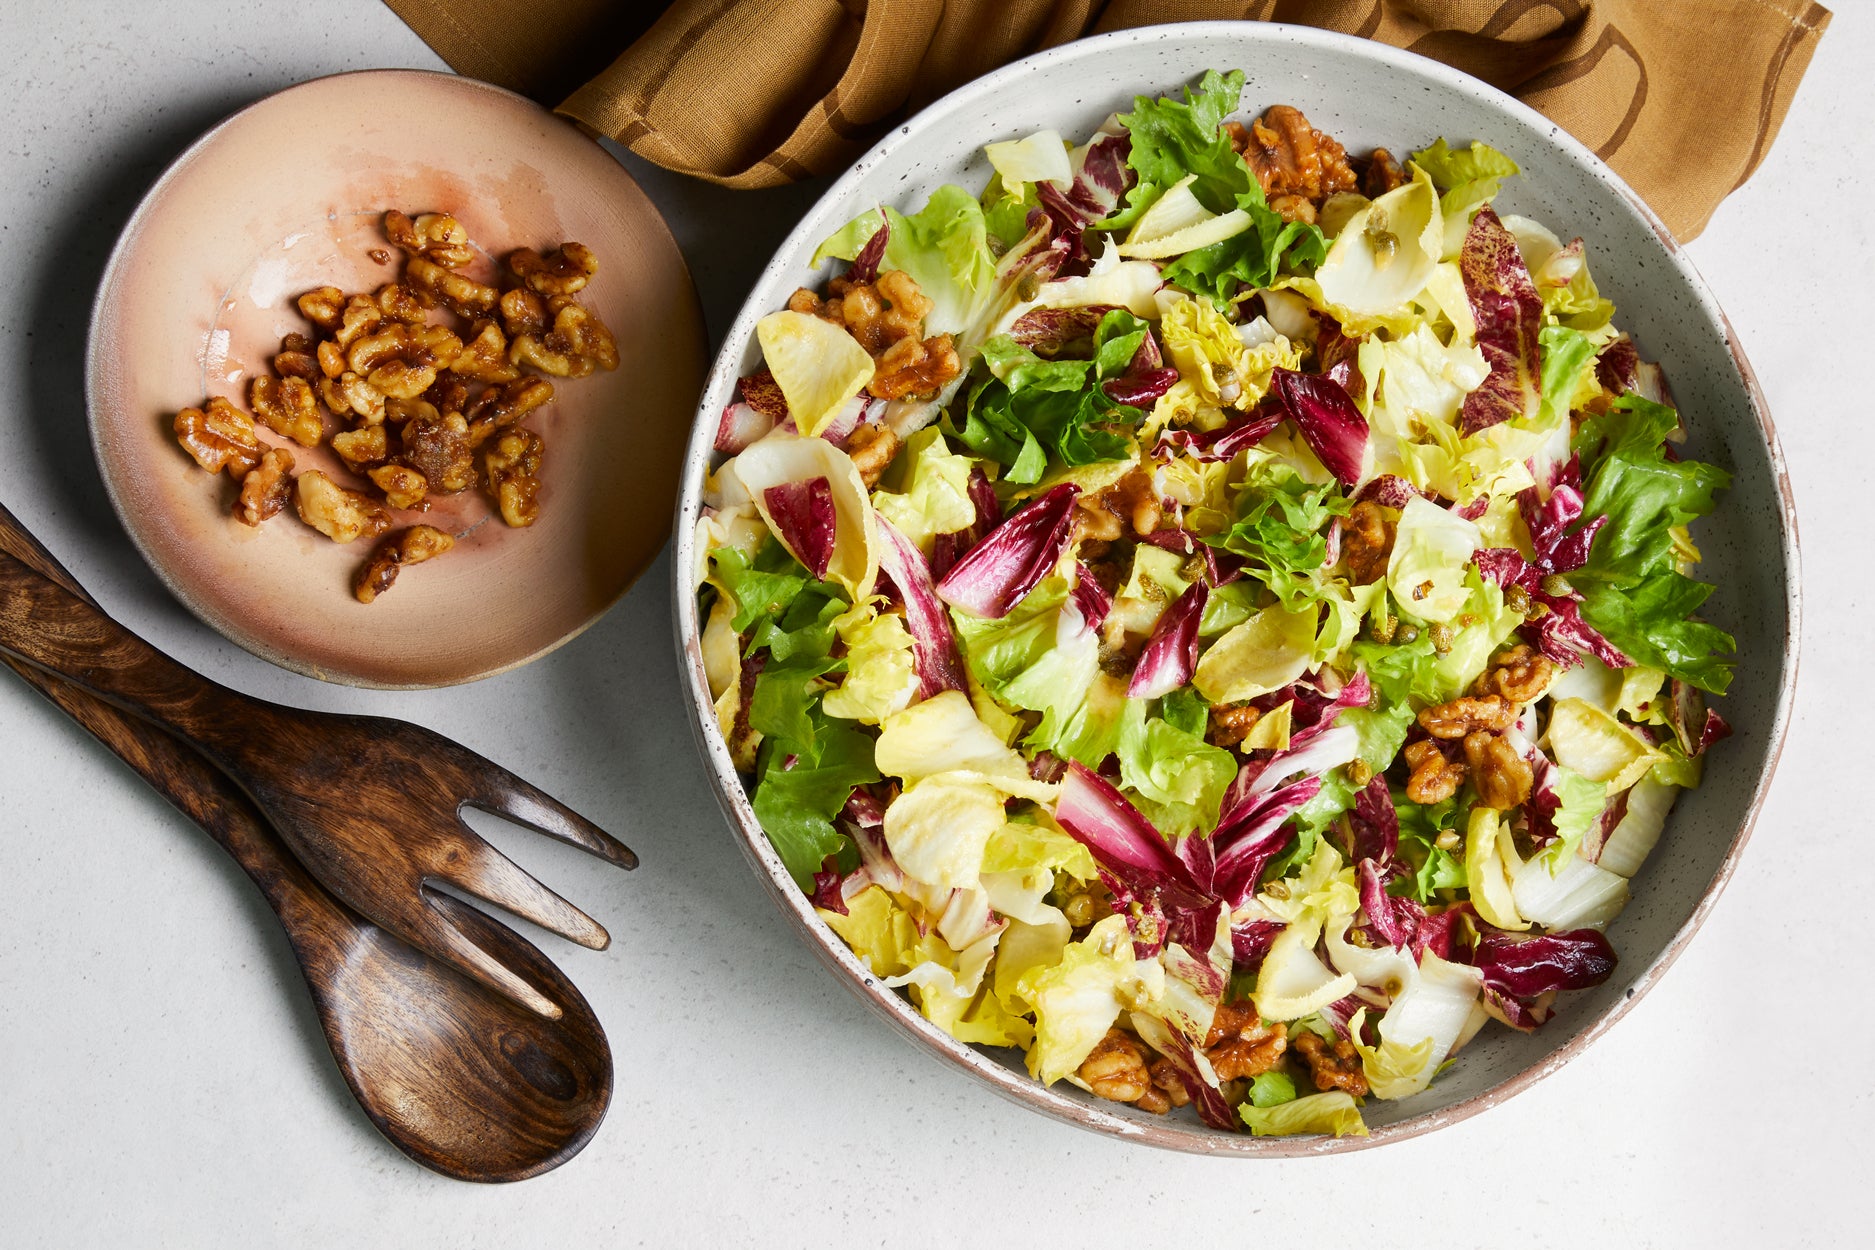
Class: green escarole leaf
956,310,1150,483
1571,395,1736,694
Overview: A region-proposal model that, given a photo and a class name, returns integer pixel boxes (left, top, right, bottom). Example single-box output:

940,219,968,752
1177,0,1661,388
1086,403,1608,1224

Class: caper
1396,624,1420,644
1506,583,1533,616
1263,880,1292,901
1434,829,1461,852
1540,573,1573,598
1430,622,1455,654
1347,758,1373,788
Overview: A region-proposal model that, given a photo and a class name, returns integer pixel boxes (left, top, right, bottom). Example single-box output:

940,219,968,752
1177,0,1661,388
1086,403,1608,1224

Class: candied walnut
386,396,441,428
511,332,591,378
1081,468,1160,540
485,427,544,527
1477,644,1554,705
401,411,475,494
869,331,960,401
465,376,554,448
421,371,471,417
1209,703,1263,751
1078,1029,1152,1105
330,424,388,473
353,523,455,604
1403,739,1467,805
274,332,320,381
232,447,294,526
249,376,322,448
1418,694,1516,739
1341,500,1395,585
368,462,429,510
842,423,899,487
294,470,390,544
384,210,475,269
1239,106,1359,204
1268,193,1317,225
1465,730,1534,810
1294,1032,1369,1096
1363,147,1407,198
451,320,520,383
318,372,386,425
507,242,597,295
1147,1058,1191,1111
1072,495,1124,546
297,286,345,332
498,287,547,338
347,323,463,400
173,397,260,476
545,297,619,370
332,295,384,349
405,255,497,317
375,281,432,324
1205,1001,1288,1081
316,340,347,380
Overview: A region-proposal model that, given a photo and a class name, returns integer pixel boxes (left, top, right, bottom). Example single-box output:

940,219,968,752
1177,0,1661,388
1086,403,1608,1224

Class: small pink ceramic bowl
673,25,1799,1153
89,69,705,688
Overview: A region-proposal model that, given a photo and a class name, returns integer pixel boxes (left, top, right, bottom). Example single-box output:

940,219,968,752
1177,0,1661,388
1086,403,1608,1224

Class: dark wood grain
0,503,636,1018
0,514,614,1182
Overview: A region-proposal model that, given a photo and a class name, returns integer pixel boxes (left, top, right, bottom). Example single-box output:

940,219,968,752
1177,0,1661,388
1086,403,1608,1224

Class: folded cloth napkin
385,0,1828,239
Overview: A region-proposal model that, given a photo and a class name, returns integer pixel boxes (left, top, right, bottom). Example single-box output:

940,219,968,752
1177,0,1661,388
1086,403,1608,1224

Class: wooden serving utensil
0,504,636,1019
0,517,612,1182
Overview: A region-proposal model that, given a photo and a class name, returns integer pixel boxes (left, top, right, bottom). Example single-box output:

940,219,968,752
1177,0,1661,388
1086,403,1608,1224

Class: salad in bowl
690,69,1736,1139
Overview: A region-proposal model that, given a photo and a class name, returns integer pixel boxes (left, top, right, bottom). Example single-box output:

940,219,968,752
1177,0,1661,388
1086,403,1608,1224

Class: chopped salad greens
694,71,1735,1137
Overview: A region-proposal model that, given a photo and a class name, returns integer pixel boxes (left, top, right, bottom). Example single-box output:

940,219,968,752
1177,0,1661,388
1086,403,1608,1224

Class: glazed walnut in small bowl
673,26,1797,1154
89,70,704,687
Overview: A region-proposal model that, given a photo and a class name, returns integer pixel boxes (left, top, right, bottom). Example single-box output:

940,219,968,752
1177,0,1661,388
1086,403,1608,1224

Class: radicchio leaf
1036,133,1134,268
1268,368,1369,486
1006,304,1117,358
1135,1016,1237,1130
1413,902,1473,961
762,478,837,579
1354,474,1433,510
1231,919,1283,966
1210,776,1323,909
1102,327,1179,407
1071,563,1113,630
811,854,849,914
928,467,1004,581
875,515,967,698
1056,763,1200,900
847,209,890,283
1472,926,1618,1005
1155,404,1284,464
1349,773,1399,866
1127,580,1208,699
1056,763,1218,953
1473,458,1630,668
1358,858,1425,950
1457,205,1543,436
935,483,1078,619
715,402,776,454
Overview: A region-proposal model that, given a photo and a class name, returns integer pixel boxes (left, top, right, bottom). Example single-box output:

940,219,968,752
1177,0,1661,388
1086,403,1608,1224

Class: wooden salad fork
0,521,611,1180
0,503,635,1019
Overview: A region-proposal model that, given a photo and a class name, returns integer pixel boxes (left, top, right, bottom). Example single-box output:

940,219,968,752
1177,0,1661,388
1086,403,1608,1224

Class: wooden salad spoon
0,504,636,1019
0,522,612,1182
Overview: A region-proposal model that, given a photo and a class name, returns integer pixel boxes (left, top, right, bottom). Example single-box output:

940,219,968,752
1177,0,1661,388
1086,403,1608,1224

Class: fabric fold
384,0,1830,239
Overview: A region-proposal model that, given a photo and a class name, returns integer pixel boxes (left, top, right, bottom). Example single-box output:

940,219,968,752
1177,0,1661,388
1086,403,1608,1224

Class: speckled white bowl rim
671,23,1800,1155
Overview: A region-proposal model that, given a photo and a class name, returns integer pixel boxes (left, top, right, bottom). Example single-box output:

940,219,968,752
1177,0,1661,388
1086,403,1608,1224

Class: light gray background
0,2,1864,1245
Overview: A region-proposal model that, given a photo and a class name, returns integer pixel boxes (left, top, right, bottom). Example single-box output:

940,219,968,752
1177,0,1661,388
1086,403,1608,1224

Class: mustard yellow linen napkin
385,0,1828,239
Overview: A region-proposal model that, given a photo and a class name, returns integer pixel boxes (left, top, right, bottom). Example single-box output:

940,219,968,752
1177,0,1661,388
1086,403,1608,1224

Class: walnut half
294,470,391,544
353,524,455,604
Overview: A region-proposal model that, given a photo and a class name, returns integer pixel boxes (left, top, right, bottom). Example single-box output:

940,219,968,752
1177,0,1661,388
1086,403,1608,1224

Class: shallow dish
673,24,1798,1152
90,69,705,688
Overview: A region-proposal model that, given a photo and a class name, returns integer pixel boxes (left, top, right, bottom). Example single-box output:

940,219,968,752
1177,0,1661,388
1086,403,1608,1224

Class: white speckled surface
0,0,1864,1242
